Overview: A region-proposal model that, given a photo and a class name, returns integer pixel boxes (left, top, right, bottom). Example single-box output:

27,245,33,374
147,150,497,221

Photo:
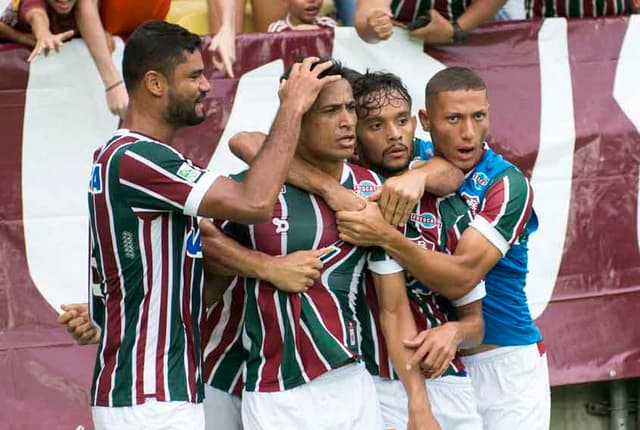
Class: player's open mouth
337,135,355,147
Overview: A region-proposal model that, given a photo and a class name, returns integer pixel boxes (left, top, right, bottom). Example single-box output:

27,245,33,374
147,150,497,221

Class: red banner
1,17,639,429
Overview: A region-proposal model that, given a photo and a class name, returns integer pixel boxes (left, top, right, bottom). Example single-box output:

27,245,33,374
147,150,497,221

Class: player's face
356,89,416,177
299,78,356,164
419,90,489,172
47,0,76,15
165,50,210,127
286,0,323,25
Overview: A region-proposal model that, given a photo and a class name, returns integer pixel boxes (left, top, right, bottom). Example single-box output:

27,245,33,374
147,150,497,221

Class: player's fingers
381,194,399,224
392,198,413,226
403,330,427,348
367,188,381,202
299,56,321,72
57,311,77,324
74,320,94,335
370,7,393,17
307,268,321,280
407,340,431,370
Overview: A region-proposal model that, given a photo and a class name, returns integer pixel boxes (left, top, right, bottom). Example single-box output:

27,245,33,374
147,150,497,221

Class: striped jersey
358,191,472,380
418,140,541,346
87,129,218,407
224,163,402,393
201,276,245,398
390,0,472,23
525,0,632,17
267,14,337,32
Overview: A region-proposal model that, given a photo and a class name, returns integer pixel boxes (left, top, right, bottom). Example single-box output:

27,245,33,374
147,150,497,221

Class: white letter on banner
612,16,640,252
527,18,576,319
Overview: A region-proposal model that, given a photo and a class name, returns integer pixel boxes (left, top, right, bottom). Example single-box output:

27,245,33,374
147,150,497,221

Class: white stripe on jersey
251,282,269,391
488,177,509,229
507,178,532,244
123,150,193,187
273,292,290,390
163,212,174,400
119,179,184,210
309,195,323,250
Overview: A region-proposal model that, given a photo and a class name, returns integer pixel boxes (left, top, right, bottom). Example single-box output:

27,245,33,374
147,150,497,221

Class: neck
122,101,176,144
297,152,344,181
287,13,312,26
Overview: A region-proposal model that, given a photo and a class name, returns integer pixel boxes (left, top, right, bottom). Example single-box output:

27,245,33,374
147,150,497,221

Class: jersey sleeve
412,138,435,162
367,247,403,275
451,281,486,307
469,167,534,255
117,142,218,216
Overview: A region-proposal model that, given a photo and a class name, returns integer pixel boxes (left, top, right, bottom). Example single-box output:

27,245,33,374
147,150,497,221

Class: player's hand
278,57,342,114
366,7,393,40
369,168,427,227
58,303,101,345
27,29,75,62
323,187,367,213
404,324,460,378
409,9,454,45
106,81,128,118
208,24,236,78
266,250,325,293
336,202,392,247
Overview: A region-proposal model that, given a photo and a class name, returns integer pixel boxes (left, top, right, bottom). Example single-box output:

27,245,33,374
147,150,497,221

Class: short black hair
351,71,412,118
280,57,348,81
425,67,487,106
123,20,202,92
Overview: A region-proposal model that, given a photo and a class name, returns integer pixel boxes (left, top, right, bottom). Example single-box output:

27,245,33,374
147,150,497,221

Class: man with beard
86,20,339,430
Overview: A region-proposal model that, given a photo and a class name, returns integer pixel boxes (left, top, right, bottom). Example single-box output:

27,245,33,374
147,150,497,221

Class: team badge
460,193,481,215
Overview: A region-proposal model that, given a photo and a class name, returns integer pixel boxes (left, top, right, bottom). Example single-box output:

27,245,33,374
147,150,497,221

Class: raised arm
229,131,366,213
0,21,36,46
372,272,441,430
75,0,128,118
25,7,74,62
198,58,342,223
207,0,236,77
354,0,394,43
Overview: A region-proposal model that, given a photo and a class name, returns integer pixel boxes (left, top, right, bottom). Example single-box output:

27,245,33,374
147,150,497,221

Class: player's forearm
238,103,305,221
202,227,273,280
75,0,120,86
416,156,464,196
454,301,484,349
204,272,234,306
456,0,507,32
25,8,51,40
381,230,478,299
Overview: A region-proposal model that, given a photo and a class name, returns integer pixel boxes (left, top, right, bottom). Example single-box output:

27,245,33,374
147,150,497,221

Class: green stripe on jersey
488,167,531,244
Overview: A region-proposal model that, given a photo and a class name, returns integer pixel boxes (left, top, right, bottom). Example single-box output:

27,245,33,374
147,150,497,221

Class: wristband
105,79,123,92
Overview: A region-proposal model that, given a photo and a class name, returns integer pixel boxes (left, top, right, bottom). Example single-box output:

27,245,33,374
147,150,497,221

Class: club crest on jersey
410,212,440,230
186,227,202,258
460,193,481,215
409,235,436,251
471,172,489,190
177,162,202,183
354,180,378,198
89,163,102,194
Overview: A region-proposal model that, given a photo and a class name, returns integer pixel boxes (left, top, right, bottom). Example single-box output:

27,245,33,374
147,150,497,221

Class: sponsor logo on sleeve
471,172,489,190
177,162,203,183
354,180,378,198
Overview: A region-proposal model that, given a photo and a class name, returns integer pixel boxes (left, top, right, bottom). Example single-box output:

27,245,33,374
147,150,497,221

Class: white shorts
461,342,551,430
204,385,243,430
92,399,205,430
374,375,482,430
242,362,384,430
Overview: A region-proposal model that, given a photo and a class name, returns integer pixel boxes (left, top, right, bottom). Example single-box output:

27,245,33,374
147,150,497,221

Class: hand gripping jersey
88,129,218,407
418,140,541,346
224,163,402,393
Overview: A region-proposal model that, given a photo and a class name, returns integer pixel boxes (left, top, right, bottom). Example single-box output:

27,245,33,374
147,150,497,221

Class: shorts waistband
460,341,545,366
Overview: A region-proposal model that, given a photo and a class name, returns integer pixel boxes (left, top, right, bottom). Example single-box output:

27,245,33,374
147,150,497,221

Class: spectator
99,0,169,40
525,0,637,17
268,0,337,32
354,0,508,45
0,0,128,118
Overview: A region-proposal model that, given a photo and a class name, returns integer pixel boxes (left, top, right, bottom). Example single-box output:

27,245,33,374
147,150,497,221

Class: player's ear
144,70,167,97
418,109,430,132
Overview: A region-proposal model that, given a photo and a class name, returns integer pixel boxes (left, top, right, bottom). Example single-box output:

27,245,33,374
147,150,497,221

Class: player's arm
229,131,366,212
354,0,394,43
372,271,441,429
200,219,324,302
372,157,463,226
404,298,484,378
198,57,343,223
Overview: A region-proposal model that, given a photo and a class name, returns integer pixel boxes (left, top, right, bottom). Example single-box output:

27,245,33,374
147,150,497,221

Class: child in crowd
0,0,128,118
268,0,336,32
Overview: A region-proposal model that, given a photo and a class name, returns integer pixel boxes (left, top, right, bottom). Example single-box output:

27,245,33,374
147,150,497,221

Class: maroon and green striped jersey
88,129,218,407
201,276,245,397
224,163,402,393
357,192,473,379
526,0,632,17
390,0,472,22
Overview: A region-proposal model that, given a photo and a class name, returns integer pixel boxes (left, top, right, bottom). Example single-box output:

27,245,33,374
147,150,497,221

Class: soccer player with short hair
86,20,340,430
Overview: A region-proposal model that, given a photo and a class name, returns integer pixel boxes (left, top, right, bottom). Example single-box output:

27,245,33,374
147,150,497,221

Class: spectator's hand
369,168,427,227
404,324,459,379
27,29,75,62
57,303,101,345
265,250,324,293
208,25,236,78
106,81,128,119
409,9,453,45
278,57,342,114
366,7,393,40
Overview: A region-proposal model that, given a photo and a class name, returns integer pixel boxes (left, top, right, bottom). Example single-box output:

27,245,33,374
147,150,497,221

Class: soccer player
337,67,549,430
204,58,435,430
85,20,340,430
